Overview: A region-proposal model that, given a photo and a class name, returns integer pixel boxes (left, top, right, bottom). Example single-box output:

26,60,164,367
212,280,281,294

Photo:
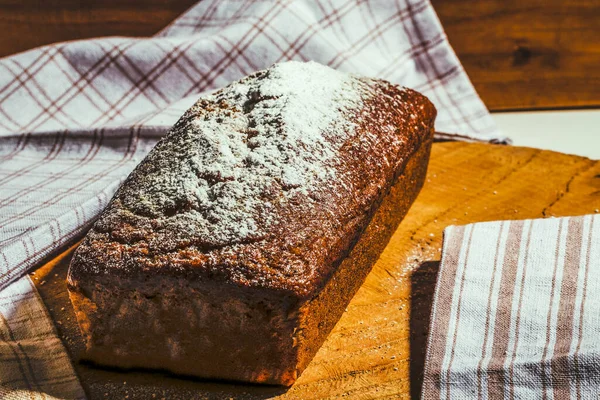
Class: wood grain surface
1,0,598,111
0,0,193,55
33,141,600,399
431,0,600,111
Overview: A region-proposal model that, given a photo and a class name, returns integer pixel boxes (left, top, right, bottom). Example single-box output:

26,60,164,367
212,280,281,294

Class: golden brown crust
67,135,432,386
66,61,436,385
293,134,433,379
68,64,435,300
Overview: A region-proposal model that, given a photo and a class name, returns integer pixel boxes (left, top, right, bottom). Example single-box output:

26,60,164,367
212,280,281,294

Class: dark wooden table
0,0,598,111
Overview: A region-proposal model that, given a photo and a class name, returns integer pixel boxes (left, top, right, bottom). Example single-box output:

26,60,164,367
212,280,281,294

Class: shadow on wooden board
410,260,440,399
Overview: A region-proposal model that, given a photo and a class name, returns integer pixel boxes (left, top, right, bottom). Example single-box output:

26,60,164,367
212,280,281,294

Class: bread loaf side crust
67,135,431,385
67,61,436,385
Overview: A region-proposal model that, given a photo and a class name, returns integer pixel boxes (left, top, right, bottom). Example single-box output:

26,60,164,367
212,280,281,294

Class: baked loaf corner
67,61,436,386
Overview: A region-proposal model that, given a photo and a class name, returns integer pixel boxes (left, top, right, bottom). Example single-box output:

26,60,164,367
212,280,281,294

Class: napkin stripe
572,216,595,399
505,219,535,398
486,220,523,398
540,218,567,398
441,224,475,400
422,224,465,399
551,216,583,399
423,215,600,399
475,220,509,398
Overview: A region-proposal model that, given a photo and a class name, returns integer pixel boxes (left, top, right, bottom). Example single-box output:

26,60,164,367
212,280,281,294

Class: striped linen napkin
423,214,600,399
0,0,503,397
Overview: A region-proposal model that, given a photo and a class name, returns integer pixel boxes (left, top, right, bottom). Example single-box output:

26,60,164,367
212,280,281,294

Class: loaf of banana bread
67,61,436,386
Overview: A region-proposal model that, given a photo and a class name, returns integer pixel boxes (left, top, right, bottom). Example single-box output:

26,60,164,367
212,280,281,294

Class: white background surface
493,110,600,160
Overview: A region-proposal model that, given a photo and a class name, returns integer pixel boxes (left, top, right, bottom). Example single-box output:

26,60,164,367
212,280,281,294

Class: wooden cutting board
33,141,600,399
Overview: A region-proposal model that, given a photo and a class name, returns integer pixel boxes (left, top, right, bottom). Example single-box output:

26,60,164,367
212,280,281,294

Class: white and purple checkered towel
0,1,500,397
5,1,597,399
0,0,501,292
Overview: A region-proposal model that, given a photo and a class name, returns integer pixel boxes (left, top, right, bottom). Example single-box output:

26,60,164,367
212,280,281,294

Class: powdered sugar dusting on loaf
117,61,367,247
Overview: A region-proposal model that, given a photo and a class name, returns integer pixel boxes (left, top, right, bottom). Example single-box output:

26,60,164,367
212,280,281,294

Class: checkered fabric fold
0,1,503,397
0,0,503,292
0,276,85,399
423,215,600,399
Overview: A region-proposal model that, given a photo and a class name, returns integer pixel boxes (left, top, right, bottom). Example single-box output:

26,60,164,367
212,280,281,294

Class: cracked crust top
68,61,436,299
